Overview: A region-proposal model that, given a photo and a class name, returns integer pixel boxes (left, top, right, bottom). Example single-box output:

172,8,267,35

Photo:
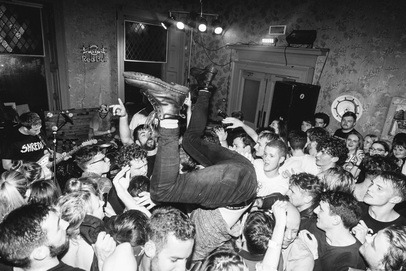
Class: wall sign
81,45,107,63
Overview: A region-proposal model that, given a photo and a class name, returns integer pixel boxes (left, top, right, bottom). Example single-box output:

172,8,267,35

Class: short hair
314,112,330,127
342,111,357,122
378,171,406,201
0,171,27,221
322,167,355,193
109,210,148,247
27,179,61,206
363,155,398,177
231,111,244,121
115,144,147,168
317,136,348,166
392,133,406,149
381,225,406,271
346,131,364,150
58,191,93,239
74,146,102,171
289,173,322,207
302,117,315,127
307,127,329,143
200,249,248,271
319,191,361,229
266,139,288,158
258,131,280,143
16,162,42,185
0,203,54,268
243,211,275,255
128,175,150,197
146,207,195,253
133,124,155,141
288,130,307,150
19,112,41,129
234,132,255,149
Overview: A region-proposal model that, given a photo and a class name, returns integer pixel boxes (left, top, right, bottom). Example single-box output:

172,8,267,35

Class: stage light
176,19,185,30
197,17,207,32
212,18,223,35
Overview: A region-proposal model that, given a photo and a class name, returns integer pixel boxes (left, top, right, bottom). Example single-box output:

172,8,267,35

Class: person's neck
297,202,312,212
138,256,150,271
264,168,280,178
290,149,305,157
369,205,399,222
325,227,355,246
319,163,334,173
353,179,372,201
147,148,157,156
341,127,354,133
24,257,59,271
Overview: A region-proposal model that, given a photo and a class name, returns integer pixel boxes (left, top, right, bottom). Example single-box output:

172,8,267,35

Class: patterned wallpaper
62,0,406,136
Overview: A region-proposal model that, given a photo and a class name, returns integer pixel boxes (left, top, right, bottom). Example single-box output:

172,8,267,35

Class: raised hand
109,98,127,117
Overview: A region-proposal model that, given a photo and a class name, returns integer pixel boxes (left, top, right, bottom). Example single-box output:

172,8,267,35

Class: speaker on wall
269,81,321,132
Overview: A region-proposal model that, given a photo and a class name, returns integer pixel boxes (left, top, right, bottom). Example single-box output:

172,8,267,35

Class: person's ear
144,241,156,258
332,214,341,226
278,155,286,165
331,156,339,163
389,195,402,204
31,246,48,261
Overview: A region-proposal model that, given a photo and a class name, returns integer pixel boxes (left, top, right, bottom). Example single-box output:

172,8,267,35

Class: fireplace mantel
227,44,328,69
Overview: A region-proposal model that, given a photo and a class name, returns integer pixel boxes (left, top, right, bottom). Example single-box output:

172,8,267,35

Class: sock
160,119,178,128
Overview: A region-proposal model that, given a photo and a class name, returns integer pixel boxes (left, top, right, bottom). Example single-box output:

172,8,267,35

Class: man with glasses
74,146,112,195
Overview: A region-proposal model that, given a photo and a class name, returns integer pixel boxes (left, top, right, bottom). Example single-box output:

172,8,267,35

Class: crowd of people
0,65,406,271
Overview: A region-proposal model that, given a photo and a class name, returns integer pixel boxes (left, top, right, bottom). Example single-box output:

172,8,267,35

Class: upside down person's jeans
150,91,257,208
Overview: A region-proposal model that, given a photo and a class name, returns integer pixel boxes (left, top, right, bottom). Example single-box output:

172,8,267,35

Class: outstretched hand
222,117,243,129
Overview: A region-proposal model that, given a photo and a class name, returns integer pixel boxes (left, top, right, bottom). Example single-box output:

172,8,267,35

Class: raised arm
110,98,134,145
223,117,259,142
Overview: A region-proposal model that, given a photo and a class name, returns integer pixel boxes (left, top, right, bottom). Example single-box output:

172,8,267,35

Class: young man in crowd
138,207,195,271
301,191,366,271
353,171,406,243
359,225,406,271
74,146,112,195
313,112,330,129
279,130,319,176
286,173,323,231
315,136,348,177
0,203,80,271
112,99,158,177
255,139,289,196
333,111,360,140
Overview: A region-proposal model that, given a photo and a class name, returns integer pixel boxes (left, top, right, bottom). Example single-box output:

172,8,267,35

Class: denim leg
183,91,251,168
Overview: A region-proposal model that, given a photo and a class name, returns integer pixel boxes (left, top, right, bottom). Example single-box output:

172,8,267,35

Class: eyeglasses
370,147,385,153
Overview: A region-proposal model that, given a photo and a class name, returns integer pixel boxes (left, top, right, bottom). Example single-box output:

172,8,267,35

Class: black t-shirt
318,240,366,271
48,262,84,271
0,261,84,271
360,202,406,234
1,127,47,162
333,128,360,140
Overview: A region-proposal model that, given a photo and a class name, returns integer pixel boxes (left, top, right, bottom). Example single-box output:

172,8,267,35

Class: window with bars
0,2,44,56
125,20,167,63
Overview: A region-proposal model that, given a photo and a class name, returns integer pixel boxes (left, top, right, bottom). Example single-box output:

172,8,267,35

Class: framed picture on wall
381,96,406,141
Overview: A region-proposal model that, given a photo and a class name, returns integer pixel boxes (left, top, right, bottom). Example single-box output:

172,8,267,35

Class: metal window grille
124,20,167,63
0,2,44,56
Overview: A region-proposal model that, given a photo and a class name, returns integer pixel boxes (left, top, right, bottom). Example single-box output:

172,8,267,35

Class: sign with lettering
81,45,107,63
